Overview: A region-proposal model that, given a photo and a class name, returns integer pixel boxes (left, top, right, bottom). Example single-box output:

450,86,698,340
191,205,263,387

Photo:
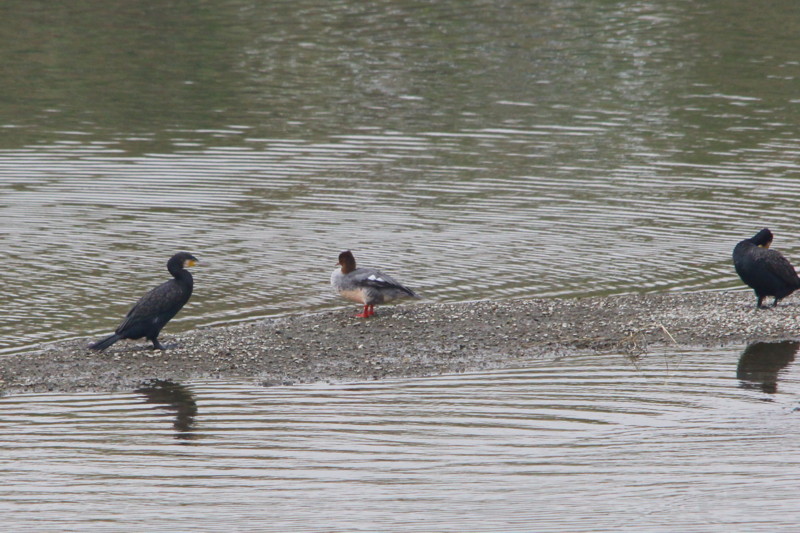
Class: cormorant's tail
90,334,122,351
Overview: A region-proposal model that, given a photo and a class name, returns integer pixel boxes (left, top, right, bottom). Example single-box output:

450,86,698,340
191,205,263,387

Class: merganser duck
733,228,800,308
331,250,420,317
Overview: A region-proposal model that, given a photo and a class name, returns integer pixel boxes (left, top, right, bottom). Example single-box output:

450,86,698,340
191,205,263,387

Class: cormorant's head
751,228,774,248
337,250,356,274
168,252,199,271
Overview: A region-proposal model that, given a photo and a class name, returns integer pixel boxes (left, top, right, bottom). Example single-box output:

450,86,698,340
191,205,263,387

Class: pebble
1,290,798,394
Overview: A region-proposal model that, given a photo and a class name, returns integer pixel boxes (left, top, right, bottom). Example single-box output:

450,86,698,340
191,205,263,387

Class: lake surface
4,0,800,353
4,2,800,530
2,344,800,532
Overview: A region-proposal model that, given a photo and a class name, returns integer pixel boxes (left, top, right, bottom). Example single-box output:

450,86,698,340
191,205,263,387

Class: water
4,1,800,353
1,344,799,532
4,2,800,529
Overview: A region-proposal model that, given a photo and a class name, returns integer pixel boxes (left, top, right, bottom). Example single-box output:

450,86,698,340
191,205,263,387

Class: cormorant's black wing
116,280,190,334
760,249,800,287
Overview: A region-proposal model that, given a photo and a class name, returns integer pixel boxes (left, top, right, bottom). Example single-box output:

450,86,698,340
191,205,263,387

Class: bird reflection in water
135,379,198,440
737,341,799,394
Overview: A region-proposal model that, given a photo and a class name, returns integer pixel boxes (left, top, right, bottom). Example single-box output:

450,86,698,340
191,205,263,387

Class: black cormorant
90,252,198,351
733,228,800,308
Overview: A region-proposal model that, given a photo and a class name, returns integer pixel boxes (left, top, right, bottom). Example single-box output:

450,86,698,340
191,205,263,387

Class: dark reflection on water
2,349,800,531
135,379,198,439
737,341,799,395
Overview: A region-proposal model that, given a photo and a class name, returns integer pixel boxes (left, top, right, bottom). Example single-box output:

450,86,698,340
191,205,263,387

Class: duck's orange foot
354,304,376,318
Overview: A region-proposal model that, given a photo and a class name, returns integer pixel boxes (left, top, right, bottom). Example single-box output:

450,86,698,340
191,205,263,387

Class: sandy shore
2,290,799,394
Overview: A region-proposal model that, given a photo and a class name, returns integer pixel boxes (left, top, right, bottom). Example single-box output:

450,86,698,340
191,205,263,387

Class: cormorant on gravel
90,252,198,351
733,228,800,308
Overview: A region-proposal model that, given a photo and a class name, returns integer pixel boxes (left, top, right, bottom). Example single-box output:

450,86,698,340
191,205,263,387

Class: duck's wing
351,268,419,298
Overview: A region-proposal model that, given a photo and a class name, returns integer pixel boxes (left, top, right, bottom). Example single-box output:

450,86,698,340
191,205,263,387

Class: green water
3,0,800,353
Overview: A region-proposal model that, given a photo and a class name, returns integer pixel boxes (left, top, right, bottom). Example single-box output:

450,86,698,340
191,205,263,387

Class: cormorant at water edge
733,228,800,308
90,252,198,351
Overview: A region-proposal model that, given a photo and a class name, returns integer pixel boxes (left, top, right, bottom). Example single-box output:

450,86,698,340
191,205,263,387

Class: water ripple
1,347,799,531
4,92,800,353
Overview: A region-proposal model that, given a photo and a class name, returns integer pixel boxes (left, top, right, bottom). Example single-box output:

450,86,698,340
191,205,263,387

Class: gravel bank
2,291,798,394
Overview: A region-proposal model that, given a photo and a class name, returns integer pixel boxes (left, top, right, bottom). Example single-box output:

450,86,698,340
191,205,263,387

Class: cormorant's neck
171,268,193,285
748,238,771,248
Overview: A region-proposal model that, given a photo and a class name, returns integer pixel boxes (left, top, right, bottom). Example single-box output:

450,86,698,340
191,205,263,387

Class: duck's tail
403,286,422,299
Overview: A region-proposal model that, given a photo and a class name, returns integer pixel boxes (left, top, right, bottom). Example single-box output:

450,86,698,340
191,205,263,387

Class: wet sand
2,290,799,394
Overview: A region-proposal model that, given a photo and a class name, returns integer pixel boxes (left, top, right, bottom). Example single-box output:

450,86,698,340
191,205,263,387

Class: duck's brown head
337,250,357,274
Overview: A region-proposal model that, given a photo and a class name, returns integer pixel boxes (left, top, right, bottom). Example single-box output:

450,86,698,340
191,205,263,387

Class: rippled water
4,1,800,352
2,344,799,531
4,3,800,528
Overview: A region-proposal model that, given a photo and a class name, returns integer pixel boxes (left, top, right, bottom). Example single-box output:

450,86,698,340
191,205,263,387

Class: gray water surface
1,345,799,532
4,3,800,530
